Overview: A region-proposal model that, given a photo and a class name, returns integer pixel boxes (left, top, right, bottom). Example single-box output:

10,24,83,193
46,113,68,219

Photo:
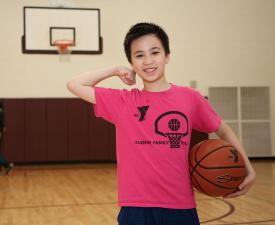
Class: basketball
189,139,247,197
168,118,180,131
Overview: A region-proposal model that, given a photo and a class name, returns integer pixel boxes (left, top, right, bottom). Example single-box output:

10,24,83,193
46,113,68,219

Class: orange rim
54,40,74,53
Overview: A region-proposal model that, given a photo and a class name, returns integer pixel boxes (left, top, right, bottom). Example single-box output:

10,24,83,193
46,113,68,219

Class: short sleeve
192,90,222,133
93,87,126,124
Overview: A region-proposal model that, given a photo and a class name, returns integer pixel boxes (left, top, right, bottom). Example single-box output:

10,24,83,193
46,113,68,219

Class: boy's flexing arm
66,66,136,104
216,121,256,198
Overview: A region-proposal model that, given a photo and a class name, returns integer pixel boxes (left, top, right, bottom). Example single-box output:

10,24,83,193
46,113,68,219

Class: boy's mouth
143,67,157,73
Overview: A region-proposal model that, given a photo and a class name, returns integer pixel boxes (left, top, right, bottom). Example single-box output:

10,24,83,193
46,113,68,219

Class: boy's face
130,34,169,83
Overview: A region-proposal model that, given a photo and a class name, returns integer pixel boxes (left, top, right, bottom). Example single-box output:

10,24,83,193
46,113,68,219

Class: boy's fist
116,66,136,86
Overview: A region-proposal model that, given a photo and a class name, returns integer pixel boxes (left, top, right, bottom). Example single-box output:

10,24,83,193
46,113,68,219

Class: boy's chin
141,76,163,83
138,73,160,81
136,71,166,83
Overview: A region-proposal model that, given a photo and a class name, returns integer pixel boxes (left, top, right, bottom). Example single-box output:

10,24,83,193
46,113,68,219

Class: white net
55,40,74,62
49,0,73,8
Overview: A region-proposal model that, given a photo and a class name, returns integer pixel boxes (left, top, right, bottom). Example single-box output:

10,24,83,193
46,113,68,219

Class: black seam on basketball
189,141,243,194
191,167,239,190
196,149,245,169
198,165,246,170
190,142,242,190
190,140,215,174
190,173,209,195
189,140,207,175
196,145,235,165
194,144,240,170
189,141,243,175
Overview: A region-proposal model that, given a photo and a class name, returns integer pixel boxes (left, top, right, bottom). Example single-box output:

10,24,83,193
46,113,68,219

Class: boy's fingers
239,173,255,190
121,77,135,85
223,187,247,198
127,79,136,85
119,69,136,86
239,181,246,190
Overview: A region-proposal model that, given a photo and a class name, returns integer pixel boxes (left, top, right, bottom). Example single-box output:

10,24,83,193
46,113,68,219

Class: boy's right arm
66,66,136,104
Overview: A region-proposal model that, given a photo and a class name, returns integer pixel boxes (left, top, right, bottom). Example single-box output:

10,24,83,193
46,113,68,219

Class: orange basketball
189,139,247,197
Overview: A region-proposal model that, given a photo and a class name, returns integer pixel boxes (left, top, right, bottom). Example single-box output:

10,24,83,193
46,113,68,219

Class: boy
67,23,256,225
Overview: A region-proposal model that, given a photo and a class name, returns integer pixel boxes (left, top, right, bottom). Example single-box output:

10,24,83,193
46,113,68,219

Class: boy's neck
143,77,171,92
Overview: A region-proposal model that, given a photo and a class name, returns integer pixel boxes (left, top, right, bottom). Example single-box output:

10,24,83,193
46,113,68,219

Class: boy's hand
223,168,256,198
116,66,136,86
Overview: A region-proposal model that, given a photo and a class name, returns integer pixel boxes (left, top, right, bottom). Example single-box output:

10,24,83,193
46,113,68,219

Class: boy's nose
144,56,153,64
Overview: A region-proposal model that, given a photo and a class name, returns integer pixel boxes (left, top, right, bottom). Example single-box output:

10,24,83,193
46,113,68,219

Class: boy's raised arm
66,66,136,104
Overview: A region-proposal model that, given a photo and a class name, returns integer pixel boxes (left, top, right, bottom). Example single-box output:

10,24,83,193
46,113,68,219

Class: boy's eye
136,55,143,58
152,51,160,55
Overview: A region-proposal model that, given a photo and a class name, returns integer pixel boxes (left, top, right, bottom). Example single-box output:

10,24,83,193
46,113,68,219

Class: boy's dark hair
124,22,170,63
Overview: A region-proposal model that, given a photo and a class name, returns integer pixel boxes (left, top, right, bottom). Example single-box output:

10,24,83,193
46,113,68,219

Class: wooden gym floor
0,160,274,225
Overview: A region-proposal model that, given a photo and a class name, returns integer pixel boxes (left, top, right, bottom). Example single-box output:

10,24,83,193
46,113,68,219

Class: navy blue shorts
117,206,200,225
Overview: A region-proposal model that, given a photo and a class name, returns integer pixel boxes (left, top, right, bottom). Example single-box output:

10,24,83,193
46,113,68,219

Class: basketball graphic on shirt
168,119,180,131
155,111,188,148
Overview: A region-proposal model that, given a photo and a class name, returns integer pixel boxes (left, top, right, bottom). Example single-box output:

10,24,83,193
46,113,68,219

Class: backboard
22,6,102,54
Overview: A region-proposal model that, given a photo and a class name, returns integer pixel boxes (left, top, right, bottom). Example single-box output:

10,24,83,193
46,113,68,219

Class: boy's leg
117,207,200,225
117,206,155,225
161,207,200,225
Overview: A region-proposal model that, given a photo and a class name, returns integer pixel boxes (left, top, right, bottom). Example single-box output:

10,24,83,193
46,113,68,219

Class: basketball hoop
54,39,74,62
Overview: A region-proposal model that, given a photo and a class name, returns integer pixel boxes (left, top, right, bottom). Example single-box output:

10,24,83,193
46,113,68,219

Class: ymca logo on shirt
135,105,149,121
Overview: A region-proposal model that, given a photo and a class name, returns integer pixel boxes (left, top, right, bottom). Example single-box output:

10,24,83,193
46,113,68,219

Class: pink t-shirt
94,84,221,209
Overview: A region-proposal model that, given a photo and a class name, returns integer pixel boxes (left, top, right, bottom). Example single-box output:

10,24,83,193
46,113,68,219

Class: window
209,87,272,157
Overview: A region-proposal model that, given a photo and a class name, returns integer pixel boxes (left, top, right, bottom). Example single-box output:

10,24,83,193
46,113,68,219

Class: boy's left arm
215,121,256,198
